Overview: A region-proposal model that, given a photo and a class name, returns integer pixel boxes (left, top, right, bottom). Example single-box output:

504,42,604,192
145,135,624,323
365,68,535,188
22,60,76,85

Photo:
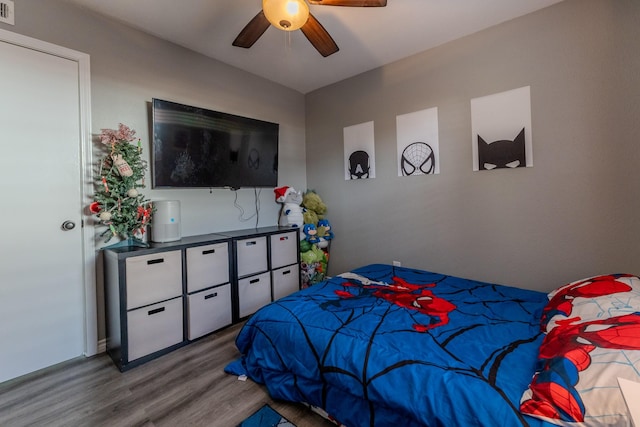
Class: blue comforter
228,264,556,427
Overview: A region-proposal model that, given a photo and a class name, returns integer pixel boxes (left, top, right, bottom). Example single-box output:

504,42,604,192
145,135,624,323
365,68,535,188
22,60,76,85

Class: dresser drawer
186,242,229,293
125,250,182,309
238,272,271,318
272,264,300,300
270,231,298,269
187,284,232,340
236,236,267,277
127,296,183,361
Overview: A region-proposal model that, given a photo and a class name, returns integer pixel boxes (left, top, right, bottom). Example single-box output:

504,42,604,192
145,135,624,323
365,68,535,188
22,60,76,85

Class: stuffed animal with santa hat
274,186,305,229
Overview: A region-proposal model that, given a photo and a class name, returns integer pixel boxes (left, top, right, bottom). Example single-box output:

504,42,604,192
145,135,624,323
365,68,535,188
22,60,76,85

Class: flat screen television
151,98,279,189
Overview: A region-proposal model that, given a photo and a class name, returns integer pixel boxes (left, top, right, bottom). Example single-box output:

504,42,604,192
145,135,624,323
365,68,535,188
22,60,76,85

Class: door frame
0,28,97,357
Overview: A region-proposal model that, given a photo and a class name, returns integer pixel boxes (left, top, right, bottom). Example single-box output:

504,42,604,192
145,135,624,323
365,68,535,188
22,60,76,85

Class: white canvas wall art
396,107,439,177
471,86,533,171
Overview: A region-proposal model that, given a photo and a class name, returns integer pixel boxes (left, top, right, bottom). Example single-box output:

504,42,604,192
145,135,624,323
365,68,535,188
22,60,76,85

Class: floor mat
237,404,296,427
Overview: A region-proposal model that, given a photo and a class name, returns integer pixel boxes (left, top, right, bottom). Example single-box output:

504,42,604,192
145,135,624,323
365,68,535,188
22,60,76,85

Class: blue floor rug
238,404,297,427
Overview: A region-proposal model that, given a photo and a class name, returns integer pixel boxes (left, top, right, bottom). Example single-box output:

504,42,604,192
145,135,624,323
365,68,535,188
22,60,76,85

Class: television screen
151,98,279,189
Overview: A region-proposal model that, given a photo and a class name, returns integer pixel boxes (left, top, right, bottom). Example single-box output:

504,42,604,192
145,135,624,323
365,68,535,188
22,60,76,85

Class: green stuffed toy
299,239,312,253
300,244,325,265
300,190,332,286
303,210,318,227
300,245,328,285
302,190,327,226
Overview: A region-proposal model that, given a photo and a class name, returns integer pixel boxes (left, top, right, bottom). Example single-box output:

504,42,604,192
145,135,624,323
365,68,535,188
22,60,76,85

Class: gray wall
306,0,640,292
3,0,306,340
7,0,307,236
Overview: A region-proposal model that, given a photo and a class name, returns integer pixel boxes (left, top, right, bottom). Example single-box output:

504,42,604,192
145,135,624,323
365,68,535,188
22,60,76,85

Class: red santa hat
274,186,291,202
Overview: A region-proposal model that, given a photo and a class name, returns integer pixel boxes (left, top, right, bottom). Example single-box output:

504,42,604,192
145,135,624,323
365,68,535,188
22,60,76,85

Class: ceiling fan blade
300,13,339,57
232,10,271,48
307,0,387,6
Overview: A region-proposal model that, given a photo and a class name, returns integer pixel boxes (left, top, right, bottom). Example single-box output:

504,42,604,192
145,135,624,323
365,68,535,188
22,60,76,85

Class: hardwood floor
0,322,335,427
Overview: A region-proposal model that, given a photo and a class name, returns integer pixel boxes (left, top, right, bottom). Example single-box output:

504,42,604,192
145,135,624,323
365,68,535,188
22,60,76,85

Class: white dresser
104,227,300,371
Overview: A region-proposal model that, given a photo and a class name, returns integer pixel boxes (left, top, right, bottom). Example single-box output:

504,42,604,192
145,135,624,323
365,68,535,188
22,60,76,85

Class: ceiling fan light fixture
263,0,310,31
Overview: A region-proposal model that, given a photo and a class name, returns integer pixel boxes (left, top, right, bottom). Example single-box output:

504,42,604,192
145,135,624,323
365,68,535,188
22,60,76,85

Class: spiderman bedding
227,264,560,427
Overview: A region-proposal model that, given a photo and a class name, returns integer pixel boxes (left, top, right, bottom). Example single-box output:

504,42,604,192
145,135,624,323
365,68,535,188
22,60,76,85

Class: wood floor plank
0,322,334,426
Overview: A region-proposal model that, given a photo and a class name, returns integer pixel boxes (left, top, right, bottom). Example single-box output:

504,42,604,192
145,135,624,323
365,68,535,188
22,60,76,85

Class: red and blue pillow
521,274,640,426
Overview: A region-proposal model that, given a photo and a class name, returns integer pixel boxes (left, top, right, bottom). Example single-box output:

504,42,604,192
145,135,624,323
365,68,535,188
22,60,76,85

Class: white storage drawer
270,231,298,269
272,264,300,300
236,236,267,277
238,272,271,318
127,296,183,361
187,284,232,340
125,250,182,309
186,242,229,293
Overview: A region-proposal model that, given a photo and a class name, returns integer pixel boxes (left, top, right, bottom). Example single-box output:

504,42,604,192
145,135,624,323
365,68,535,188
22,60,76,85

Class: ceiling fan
233,0,387,57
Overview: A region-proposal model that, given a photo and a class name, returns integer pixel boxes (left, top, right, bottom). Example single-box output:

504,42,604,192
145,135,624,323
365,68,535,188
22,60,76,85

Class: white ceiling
65,0,564,94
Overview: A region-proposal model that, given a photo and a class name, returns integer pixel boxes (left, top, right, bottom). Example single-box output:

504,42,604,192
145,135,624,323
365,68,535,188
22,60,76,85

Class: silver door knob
61,220,76,230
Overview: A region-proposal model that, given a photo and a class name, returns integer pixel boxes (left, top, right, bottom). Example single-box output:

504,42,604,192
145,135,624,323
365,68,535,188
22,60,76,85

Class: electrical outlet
392,260,401,267
0,1,15,25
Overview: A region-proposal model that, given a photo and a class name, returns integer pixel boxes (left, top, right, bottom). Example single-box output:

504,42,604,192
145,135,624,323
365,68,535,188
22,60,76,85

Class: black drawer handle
148,307,165,315
204,292,218,300
282,270,291,275
250,278,260,284
147,258,164,265
280,236,288,241
245,241,257,246
202,249,216,255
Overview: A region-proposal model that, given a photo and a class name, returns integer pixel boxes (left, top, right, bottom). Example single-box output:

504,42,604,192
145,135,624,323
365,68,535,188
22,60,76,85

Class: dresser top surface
102,226,298,257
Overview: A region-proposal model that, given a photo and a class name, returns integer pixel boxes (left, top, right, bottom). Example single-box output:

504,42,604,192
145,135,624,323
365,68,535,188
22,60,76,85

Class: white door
0,30,95,383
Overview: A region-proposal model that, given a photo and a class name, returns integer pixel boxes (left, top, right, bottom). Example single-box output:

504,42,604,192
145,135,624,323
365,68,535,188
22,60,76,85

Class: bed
226,264,640,427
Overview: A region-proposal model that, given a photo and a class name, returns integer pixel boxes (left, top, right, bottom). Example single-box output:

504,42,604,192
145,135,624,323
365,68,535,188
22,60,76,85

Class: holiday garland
90,123,154,243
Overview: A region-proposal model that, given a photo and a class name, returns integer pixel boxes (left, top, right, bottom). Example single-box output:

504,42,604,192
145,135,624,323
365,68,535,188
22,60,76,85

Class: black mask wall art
477,128,526,170
348,150,370,179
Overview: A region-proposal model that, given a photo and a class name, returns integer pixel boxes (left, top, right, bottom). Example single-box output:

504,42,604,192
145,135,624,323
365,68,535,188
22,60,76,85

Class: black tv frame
151,98,279,189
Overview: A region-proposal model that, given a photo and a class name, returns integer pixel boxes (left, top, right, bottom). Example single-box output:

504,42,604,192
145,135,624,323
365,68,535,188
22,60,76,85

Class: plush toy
302,190,327,225
303,210,319,227
299,239,312,253
300,245,329,287
274,186,304,228
300,244,326,265
316,218,334,249
317,219,334,240
302,223,320,244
